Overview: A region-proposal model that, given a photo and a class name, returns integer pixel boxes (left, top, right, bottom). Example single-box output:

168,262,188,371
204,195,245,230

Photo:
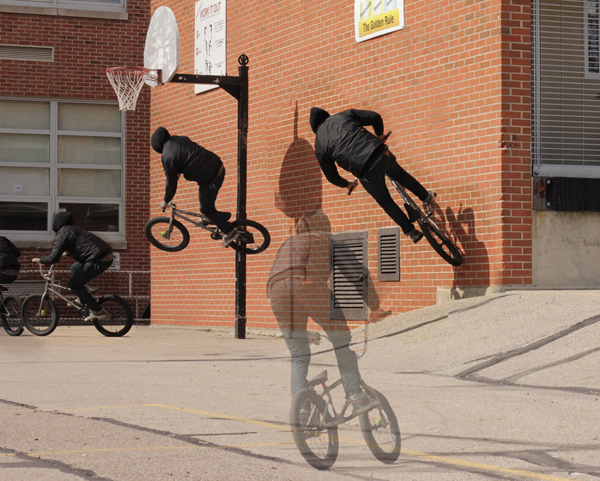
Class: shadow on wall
445,205,490,299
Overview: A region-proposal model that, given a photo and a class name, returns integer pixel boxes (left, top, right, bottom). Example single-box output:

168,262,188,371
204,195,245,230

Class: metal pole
235,54,249,339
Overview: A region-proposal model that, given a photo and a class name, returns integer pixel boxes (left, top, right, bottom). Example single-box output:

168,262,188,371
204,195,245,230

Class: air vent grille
0,45,54,61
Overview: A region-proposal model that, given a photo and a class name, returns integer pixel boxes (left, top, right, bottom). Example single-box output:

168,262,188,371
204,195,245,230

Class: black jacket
161,136,223,203
40,225,112,265
0,236,20,270
314,109,386,187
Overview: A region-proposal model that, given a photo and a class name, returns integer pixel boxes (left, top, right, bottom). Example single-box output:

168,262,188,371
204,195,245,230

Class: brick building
0,0,151,317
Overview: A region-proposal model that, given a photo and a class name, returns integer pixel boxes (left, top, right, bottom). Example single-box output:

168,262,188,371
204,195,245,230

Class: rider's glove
160,201,167,212
32,258,40,264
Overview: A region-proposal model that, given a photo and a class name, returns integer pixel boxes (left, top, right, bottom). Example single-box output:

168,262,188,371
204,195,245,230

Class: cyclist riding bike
310,107,436,243
33,211,114,322
151,126,239,247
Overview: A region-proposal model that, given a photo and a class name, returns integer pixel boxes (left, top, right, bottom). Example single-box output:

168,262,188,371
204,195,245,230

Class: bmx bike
20,263,133,337
145,203,271,255
289,327,401,470
0,286,23,336
348,132,462,267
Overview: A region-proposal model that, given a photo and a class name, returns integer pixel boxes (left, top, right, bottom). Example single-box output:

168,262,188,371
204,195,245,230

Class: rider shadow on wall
267,105,387,400
444,205,490,299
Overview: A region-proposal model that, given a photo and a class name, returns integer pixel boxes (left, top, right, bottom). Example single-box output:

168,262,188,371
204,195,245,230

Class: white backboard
144,6,180,87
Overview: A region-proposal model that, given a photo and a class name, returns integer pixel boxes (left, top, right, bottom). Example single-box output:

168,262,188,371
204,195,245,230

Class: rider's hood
309,107,330,134
151,127,171,154
52,211,73,233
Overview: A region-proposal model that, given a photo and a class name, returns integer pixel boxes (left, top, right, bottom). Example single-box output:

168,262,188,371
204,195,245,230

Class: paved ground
1,289,599,480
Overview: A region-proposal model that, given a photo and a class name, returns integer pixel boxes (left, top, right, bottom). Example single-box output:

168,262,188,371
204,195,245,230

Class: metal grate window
378,227,400,282
532,0,600,178
329,231,368,320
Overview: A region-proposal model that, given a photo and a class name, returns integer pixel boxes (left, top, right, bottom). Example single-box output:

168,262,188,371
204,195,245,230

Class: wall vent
329,231,368,320
0,45,54,62
378,227,400,281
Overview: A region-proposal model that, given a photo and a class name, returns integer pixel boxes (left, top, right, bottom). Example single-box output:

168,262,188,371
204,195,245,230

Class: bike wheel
21,294,59,336
145,217,190,252
359,387,401,464
419,219,462,267
227,219,270,255
94,295,133,337
289,388,338,470
1,295,23,336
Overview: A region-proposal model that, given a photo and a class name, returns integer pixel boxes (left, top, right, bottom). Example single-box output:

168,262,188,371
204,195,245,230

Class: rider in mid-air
310,107,436,243
151,127,239,247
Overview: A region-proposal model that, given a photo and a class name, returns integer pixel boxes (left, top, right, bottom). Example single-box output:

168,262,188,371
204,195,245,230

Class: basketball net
106,67,161,111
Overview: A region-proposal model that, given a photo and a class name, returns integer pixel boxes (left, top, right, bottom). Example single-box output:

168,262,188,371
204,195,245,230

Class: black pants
198,167,234,234
68,259,113,311
359,151,429,235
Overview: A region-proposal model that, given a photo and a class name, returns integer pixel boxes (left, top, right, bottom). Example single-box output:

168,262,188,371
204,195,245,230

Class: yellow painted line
403,449,573,481
16,403,575,481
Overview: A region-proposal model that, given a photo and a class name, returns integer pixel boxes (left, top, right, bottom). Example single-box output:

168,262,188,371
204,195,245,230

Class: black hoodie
311,108,386,187
0,236,20,272
40,212,112,265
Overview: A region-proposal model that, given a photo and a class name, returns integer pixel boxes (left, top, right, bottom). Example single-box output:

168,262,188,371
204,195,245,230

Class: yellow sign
357,9,400,38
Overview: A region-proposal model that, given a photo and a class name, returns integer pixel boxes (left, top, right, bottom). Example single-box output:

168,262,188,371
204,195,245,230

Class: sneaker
407,228,423,243
222,229,241,248
84,309,109,322
424,190,437,205
349,394,378,416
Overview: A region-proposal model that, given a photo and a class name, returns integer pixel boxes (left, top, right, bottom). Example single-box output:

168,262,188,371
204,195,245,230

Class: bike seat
85,285,99,293
308,370,328,388
0,286,7,292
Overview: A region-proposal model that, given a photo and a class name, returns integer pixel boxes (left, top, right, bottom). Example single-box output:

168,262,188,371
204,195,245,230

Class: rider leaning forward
33,211,114,321
151,127,240,248
310,107,436,243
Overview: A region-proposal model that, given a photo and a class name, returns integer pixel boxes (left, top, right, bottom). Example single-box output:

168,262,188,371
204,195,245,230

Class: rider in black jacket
151,127,239,247
33,211,114,321
310,107,436,242
0,236,21,285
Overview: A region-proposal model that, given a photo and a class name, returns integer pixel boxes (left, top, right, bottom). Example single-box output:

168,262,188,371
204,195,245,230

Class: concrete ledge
0,5,128,20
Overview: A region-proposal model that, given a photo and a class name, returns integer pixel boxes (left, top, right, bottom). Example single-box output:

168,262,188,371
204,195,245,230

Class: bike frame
33,264,87,315
166,204,222,236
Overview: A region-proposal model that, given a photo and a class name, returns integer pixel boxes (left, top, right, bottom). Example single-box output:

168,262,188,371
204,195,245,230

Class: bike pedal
210,233,222,240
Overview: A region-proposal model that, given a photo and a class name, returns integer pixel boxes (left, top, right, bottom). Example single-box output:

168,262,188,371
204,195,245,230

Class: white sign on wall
194,0,227,94
355,0,404,42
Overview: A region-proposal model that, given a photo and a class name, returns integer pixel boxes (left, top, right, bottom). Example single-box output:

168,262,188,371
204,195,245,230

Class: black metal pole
235,54,249,339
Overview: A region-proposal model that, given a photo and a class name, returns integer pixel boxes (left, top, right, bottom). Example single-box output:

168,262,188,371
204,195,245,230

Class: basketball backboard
144,6,180,87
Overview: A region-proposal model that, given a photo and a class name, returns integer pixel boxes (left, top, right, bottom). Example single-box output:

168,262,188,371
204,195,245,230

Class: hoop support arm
169,74,242,100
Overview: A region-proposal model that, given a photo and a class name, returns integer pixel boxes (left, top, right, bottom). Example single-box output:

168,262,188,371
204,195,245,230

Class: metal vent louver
0,45,54,61
378,227,400,281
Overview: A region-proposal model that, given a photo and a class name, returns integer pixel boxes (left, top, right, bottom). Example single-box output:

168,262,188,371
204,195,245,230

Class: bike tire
21,294,59,336
227,219,271,255
418,219,462,267
359,387,401,464
94,295,134,337
290,388,339,470
1,295,23,336
144,217,190,252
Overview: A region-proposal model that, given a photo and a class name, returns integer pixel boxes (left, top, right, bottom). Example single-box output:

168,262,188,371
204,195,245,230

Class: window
532,0,600,178
0,99,125,242
329,232,368,320
0,0,126,14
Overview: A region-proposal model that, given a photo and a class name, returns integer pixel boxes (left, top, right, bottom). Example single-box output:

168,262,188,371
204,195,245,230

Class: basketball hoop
106,67,161,111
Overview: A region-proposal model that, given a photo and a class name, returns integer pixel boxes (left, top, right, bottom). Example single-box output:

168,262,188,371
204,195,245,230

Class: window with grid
0,99,125,241
532,0,600,178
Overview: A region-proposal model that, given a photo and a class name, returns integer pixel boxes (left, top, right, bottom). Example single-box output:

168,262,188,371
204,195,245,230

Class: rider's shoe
84,309,109,322
424,190,437,205
407,228,423,244
222,229,241,248
350,393,378,416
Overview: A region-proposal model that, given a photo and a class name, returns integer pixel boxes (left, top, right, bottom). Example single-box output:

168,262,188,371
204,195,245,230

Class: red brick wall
149,0,532,329
1,2,151,315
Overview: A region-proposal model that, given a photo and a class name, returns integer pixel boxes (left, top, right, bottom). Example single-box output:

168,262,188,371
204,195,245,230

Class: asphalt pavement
1,288,599,480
